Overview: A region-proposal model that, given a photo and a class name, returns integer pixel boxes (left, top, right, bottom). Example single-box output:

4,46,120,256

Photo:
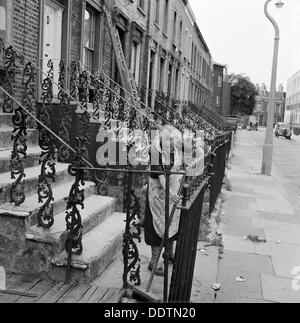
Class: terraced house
0,0,229,301
285,71,300,136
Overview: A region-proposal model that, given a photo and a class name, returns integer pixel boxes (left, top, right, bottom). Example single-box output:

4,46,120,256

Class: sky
189,0,300,90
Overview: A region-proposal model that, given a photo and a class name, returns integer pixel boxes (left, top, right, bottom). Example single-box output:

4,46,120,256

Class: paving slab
257,211,300,224
221,224,265,239
219,251,274,276
252,218,300,234
255,241,300,259
191,243,219,303
222,236,256,254
270,257,300,279
216,269,263,301
249,200,294,215
230,186,256,195
261,275,300,303
265,230,300,246
222,213,252,228
226,196,256,209
222,208,259,218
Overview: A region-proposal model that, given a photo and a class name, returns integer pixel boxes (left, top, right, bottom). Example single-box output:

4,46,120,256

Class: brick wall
12,0,40,63
70,0,82,61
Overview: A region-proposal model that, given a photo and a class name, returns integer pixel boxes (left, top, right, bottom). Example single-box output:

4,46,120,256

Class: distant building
253,83,285,127
285,70,300,135
212,62,231,116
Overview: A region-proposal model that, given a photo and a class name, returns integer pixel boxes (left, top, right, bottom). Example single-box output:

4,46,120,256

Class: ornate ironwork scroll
112,83,121,123
78,70,91,160
21,62,35,128
65,137,86,283
122,171,142,288
99,73,112,129
3,45,17,113
10,102,28,206
91,71,102,121
58,61,72,162
10,62,35,206
70,61,80,101
37,60,57,228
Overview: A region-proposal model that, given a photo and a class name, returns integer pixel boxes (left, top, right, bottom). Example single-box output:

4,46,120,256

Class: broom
132,175,186,303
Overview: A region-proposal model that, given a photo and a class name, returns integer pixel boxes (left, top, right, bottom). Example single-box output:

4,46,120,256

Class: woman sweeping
144,125,205,276
144,126,183,276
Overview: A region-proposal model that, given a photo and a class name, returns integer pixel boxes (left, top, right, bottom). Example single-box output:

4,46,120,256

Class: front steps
51,212,124,283
0,112,126,285
0,127,39,149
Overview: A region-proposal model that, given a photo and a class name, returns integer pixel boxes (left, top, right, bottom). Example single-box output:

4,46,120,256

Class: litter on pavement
236,276,246,283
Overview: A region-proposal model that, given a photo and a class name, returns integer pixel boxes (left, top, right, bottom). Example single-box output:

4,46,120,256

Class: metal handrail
82,66,179,131
182,104,219,133
0,38,113,132
90,68,217,135
187,102,224,130
0,86,98,172
147,89,218,135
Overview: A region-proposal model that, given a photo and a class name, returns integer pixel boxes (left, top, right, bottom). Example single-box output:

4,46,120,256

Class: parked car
275,123,292,140
248,122,258,131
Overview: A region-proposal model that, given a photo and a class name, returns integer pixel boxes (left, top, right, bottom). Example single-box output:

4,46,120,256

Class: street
250,129,300,210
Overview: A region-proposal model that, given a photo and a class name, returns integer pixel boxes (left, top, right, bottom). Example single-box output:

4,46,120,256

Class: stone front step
26,196,116,254
0,127,39,149
0,180,96,227
0,113,13,127
0,162,72,205
0,147,41,174
51,212,125,283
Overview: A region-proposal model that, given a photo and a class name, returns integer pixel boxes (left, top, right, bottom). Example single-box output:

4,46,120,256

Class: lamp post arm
265,0,280,38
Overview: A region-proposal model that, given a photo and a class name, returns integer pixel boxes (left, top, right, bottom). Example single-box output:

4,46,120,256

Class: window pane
83,48,93,72
0,0,6,31
84,9,95,50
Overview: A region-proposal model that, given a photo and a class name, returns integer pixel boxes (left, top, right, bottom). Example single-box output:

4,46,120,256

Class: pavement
213,129,300,303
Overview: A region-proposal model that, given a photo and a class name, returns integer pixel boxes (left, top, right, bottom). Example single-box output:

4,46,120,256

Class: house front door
42,0,63,97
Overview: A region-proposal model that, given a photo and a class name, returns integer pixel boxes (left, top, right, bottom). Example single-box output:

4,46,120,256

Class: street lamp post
262,0,284,176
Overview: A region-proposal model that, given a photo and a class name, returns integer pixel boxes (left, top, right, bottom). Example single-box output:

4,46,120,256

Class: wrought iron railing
0,35,233,301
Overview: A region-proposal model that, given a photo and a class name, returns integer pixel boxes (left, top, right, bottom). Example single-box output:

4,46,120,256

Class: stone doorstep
0,181,96,227
0,147,41,174
51,212,125,283
0,162,72,205
26,195,117,251
0,127,39,149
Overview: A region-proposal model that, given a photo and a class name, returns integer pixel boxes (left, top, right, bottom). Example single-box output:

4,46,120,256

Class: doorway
42,0,63,97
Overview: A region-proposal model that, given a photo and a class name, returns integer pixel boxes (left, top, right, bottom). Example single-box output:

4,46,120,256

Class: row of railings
70,131,233,303
0,36,233,302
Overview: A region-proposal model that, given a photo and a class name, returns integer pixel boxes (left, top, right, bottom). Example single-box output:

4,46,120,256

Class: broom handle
146,175,186,293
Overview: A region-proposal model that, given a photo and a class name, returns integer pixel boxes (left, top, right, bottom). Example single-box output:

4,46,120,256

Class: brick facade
254,84,286,127
212,63,231,117
12,0,40,63
145,0,213,110
1,0,214,112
